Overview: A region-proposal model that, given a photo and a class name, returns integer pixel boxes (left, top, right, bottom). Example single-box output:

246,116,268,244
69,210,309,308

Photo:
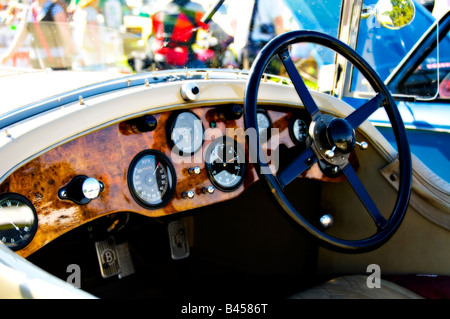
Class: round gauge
168,111,204,156
205,136,246,192
289,118,308,144
0,193,38,251
128,150,176,209
257,109,272,142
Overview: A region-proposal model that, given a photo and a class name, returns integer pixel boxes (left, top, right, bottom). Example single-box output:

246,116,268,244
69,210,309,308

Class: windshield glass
350,0,437,95
0,0,342,78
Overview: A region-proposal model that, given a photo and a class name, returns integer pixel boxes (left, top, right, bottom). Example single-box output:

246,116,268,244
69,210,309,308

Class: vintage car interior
0,0,449,300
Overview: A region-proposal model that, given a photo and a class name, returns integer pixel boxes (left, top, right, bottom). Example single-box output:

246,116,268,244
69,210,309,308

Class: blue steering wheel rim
244,30,412,252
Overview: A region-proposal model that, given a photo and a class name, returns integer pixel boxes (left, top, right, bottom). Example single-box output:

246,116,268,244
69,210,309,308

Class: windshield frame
338,0,445,102
332,0,365,98
385,10,450,101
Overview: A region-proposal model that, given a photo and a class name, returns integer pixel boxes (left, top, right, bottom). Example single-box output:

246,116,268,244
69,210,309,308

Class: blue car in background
373,9,450,182
287,0,450,182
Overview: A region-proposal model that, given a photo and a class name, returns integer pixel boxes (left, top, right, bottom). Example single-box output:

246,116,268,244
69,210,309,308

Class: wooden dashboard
0,104,355,257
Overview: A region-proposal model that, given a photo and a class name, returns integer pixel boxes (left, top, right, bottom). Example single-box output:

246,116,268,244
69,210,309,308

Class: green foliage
381,0,415,28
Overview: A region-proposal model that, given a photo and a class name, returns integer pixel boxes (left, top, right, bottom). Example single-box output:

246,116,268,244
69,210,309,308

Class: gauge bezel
256,108,272,142
167,110,205,156
289,116,309,145
127,150,177,209
205,136,247,192
0,193,38,251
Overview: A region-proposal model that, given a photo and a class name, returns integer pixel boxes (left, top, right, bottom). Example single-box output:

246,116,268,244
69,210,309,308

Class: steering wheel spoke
276,146,317,189
346,93,386,129
278,49,320,117
341,164,387,229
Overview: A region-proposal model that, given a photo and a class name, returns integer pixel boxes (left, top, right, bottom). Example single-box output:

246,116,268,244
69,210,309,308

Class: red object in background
12,51,30,67
152,9,208,66
439,74,450,98
196,48,215,63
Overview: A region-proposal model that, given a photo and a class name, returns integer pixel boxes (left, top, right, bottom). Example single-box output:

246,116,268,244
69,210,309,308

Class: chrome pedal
95,236,120,278
168,220,190,260
116,242,135,279
95,236,135,279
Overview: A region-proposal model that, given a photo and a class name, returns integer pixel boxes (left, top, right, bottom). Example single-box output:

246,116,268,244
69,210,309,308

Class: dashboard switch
58,175,104,205
182,190,195,199
202,186,215,194
188,167,201,175
220,104,243,121
134,115,157,133
82,177,104,199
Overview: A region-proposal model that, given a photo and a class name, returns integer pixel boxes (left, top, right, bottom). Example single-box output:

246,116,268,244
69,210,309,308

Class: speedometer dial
205,136,246,192
128,150,176,209
0,193,37,251
168,111,204,156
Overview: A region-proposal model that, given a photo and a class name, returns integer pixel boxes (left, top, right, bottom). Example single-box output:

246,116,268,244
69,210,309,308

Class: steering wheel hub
327,118,356,153
310,114,352,167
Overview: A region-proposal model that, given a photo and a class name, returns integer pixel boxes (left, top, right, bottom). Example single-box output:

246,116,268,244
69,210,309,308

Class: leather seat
290,275,424,299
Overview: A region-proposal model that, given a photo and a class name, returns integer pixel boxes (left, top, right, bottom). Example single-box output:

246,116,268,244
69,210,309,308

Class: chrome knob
182,190,195,199
356,141,368,150
319,214,334,229
325,146,336,159
202,186,215,194
82,177,104,199
189,167,201,175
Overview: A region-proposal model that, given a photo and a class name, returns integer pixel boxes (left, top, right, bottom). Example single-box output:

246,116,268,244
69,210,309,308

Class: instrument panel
121,104,314,210
0,103,344,257
122,104,312,206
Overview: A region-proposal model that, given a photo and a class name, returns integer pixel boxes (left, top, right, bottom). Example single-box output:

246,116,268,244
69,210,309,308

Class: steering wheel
244,31,412,252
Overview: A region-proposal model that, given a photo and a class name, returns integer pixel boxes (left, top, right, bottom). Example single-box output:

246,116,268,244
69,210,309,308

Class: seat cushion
290,275,424,299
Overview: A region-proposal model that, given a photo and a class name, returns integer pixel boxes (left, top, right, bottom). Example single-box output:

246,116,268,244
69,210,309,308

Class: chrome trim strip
372,121,450,134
